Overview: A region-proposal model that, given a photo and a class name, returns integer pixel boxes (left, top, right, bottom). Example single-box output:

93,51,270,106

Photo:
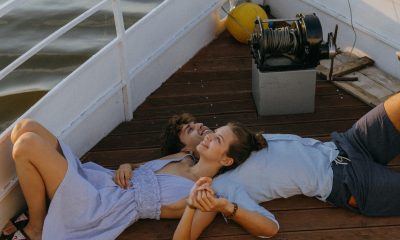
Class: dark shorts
328,103,400,216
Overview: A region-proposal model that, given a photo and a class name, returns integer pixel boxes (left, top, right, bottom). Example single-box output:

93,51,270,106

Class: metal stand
252,61,316,116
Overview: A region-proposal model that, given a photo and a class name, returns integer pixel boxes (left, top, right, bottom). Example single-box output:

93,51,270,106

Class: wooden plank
317,53,400,107
337,53,400,93
262,195,332,211
166,70,251,85
134,94,367,121
120,208,400,239
317,56,374,79
148,78,251,98
115,104,370,135
201,226,400,240
248,119,356,136
357,67,400,93
195,44,250,58
133,99,256,119
92,119,357,151
180,56,251,73
319,60,394,106
142,84,353,110
141,92,253,109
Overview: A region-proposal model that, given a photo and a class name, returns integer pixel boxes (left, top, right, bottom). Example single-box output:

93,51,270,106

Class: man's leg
384,92,400,131
354,159,400,217
12,132,68,240
347,93,400,165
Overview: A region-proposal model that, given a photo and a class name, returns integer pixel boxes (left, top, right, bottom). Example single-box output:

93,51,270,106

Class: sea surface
0,0,163,133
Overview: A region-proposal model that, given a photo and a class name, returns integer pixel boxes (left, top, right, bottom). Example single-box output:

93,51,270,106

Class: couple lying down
3,92,400,239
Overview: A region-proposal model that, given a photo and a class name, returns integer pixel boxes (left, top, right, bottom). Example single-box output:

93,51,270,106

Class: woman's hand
187,177,214,207
113,163,133,189
174,177,218,240
187,177,229,213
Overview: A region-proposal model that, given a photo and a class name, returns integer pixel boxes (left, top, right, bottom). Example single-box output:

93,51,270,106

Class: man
165,92,400,238
160,113,211,158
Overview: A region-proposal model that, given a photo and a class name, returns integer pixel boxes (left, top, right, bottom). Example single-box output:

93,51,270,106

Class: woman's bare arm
173,206,217,240
173,177,217,239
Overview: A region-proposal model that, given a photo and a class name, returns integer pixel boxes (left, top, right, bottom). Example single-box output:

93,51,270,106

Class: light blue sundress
42,141,194,240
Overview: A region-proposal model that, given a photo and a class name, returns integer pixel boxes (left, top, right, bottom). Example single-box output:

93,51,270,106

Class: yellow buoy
226,3,268,44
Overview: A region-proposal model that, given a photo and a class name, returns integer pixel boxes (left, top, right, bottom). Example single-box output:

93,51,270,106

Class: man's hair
160,113,196,155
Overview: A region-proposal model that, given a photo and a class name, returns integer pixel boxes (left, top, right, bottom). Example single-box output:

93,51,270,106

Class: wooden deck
82,31,400,239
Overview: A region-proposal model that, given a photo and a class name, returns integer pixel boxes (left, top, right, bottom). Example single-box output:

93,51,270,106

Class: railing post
112,0,133,121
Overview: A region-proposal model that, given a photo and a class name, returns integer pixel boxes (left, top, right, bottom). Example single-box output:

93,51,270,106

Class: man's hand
113,163,133,189
194,190,228,213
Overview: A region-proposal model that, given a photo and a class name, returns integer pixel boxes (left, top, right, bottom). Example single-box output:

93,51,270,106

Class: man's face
179,122,211,152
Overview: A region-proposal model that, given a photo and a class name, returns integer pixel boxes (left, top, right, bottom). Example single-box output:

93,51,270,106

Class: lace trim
132,165,161,219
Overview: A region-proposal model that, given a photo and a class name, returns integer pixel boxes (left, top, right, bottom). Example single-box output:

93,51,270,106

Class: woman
3,119,265,240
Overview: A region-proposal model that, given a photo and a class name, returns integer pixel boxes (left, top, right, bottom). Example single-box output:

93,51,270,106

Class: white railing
0,0,132,119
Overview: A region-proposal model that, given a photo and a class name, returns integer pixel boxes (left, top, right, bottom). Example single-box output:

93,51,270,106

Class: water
0,0,163,132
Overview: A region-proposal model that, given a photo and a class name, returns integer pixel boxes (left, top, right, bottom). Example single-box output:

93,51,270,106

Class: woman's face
196,125,237,164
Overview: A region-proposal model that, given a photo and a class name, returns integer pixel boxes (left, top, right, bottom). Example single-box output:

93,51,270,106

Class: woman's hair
160,113,196,155
220,122,267,173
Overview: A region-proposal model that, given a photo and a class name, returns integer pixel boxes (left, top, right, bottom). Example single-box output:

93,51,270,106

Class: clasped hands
187,177,229,212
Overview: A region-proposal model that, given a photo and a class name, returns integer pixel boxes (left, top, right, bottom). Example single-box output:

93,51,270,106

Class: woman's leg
12,131,68,239
384,92,400,131
11,118,60,153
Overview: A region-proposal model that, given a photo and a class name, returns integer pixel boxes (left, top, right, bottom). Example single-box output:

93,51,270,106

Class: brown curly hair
160,113,196,155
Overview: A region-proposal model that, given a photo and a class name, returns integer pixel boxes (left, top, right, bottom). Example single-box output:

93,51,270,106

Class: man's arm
115,152,190,188
218,200,278,237
206,179,280,238
195,195,278,238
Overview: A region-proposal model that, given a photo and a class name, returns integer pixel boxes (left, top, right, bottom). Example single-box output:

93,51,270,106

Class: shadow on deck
83,31,400,239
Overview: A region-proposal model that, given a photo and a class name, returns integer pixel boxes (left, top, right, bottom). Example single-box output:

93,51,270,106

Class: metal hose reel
251,13,336,72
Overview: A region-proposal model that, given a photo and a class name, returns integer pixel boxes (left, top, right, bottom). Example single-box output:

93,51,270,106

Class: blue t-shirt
213,134,340,228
